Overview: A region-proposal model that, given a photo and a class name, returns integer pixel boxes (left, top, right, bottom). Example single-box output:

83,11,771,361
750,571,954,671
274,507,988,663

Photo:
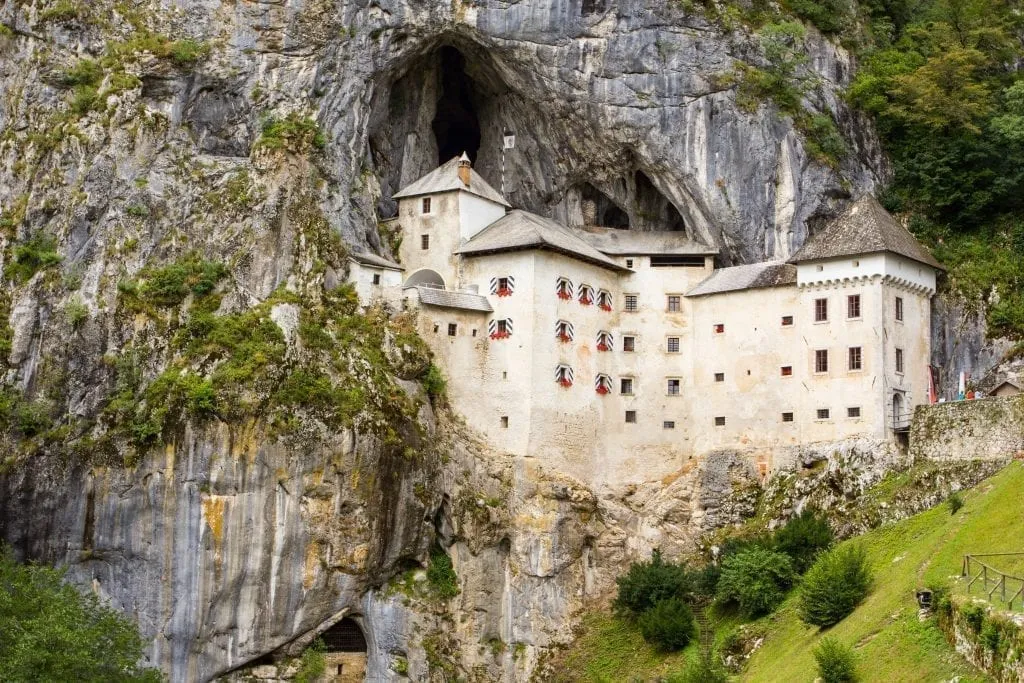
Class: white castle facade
350,156,943,486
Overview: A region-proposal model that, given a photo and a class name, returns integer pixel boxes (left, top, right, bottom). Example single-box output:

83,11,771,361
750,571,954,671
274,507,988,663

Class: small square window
497,320,509,335
498,277,509,291
500,416,509,428
472,329,477,337
502,371,508,379
815,349,829,374
847,407,861,418
714,416,726,426
623,336,636,352
421,234,430,250
620,378,634,395
667,379,680,395
372,273,381,285
714,323,725,334
853,259,860,267
782,412,794,422
667,337,680,353
624,295,639,312
848,346,862,371
421,197,431,214
781,366,793,377
814,298,828,322
714,372,725,383
781,315,794,326
433,324,439,333
625,410,637,423
847,294,861,319
447,323,457,336
895,296,904,322
816,264,824,272
667,295,681,312
663,420,675,429
895,347,904,374
626,258,634,269
817,408,831,420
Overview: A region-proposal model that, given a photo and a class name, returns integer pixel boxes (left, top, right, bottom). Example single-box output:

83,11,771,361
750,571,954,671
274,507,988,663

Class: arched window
595,373,612,395
488,318,513,340
404,269,446,289
596,330,613,352
597,290,612,311
490,276,515,297
555,364,574,388
555,320,574,343
556,277,574,301
578,284,595,306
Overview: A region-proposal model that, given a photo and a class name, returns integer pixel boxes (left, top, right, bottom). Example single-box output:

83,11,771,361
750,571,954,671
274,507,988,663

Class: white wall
797,253,936,293
347,262,403,307
459,193,507,241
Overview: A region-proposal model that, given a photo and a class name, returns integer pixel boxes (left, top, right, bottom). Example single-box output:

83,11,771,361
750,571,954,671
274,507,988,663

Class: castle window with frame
663,420,675,429
555,320,574,343
714,416,726,426
895,347,904,374
781,365,793,377
848,346,862,371
595,373,613,395
625,410,637,423
596,330,613,352
667,378,681,395
448,323,457,336
579,284,595,306
782,412,794,422
847,294,861,319
624,294,639,312
714,323,725,334
421,234,430,250
781,315,794,326
489,319,513,340
622,335,636,352
372,273,381,285
817,408,831,420
666,337,680,353
847,406,861,418
895,296,904,321
556,277,574,301
815,349,829,373
555,364,574,388
667,295,681,312
814,298,828,322
500,416,509,428
714,372,725,383
626,258,634,269
491,276,515,297
620,377,634,395
421,197,431,214
597,290,613,311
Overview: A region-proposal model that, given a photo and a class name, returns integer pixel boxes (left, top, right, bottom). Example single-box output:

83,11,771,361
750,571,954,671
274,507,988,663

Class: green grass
743,464,1024,682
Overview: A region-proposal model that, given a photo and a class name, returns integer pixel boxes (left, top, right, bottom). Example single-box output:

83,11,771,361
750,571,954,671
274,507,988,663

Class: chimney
458,152,471,187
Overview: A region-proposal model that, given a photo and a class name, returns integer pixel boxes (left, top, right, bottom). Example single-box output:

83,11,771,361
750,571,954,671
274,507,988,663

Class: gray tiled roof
687,262,797,297
350,251,403,271
455,210,630,272
789,195,943,270
576,226,717,256
392,156,511,208
413,286,493,312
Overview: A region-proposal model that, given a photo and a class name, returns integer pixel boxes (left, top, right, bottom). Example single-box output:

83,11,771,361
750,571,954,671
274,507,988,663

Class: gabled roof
576,226,717,256
412,285,493,313
789,195,943,270
454,210,630,272
687,262,797,297
392,156,511,208
349,251,402,271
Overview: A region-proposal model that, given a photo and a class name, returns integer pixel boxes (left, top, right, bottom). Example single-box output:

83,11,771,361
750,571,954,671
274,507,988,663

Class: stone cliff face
0,0,983,680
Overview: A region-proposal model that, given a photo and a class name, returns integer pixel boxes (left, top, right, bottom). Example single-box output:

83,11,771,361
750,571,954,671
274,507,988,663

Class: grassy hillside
557,462,1024,682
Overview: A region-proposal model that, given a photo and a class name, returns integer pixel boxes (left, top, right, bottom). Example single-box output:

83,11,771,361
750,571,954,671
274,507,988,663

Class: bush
799,545,872,626
614,549,692,617
294,639,326,683
637,597,696,652
422,364,446,399
947,492,964,514
813,637,857,682
120,255,227,309
665,652,729,683
5,234,62,284
716,547,797,617
64,298,88,328
426,548,459,600
784,0,850,34
774,508,834,573
256,113,327,153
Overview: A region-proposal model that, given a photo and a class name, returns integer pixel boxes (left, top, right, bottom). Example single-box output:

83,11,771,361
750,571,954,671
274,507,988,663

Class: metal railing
962,553,1024,610
890,411,914,433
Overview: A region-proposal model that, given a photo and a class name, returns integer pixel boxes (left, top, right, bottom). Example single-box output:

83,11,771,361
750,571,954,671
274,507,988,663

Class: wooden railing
962,553,1024,610
890,411,914,433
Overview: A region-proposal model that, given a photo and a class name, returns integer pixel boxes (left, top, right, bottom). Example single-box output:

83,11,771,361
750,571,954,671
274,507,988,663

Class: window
667,379,680,395
663,420,676,429
624,294,638,312
556,277,573,300
847,294,861,319
625,410,637,423
579,284,594,306
815,349,829,373
847,407,861,418
433,324,439,334
626,258,634,269
781,365,793,377
651,255,705,267
667,295,681,312
895,347,904,374
472,329,477,337
372,273,381,285
596,331,613,352
714,323,725,334
497,320,509,335
489,319,512,340
620,378,634,395
814,298,828,322
848,346,862,371
895,296,904,321
420,234,430,250
500,416,509,428
597,290,612,311
447,323,457,336
714,416,726,426
623,336,636,352
595,374,613,395
817,408,831,420
555,364,574,387
714,372,725,383
421,197,431,214
666,337,680,353
781,315,794,326
782,412,794,422
555,320,574,343
492,276,514,297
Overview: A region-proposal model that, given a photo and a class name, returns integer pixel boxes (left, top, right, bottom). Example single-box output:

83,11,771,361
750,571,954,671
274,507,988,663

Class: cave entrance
432,46,482,165
321,618,368,682
581,183,630,229
634,171,687,232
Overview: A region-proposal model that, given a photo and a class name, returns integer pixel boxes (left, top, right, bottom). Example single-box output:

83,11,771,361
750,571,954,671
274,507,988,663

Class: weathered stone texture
910,396,1024,462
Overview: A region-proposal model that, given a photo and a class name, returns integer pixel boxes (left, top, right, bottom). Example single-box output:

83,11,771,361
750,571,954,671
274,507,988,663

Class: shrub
665,652,729,683
5,234,62,283
64,298,88,328
426,548,459,600
60,59,102,87
422,364,446,399
981,621,1002,651
120,255,227,309
168,39,210,67
784,0,850,34
256,113,327,153
716,547,797,617
294,639,326,683
637,597,696,652
961,603,985,633
799,544,872,627
614,549,692,617
774,508,834,573
813,637,857,682
947,492,964,514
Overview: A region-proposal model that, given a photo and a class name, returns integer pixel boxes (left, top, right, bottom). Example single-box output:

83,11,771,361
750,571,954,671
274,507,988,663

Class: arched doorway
321,618,367,682
404,268,446,289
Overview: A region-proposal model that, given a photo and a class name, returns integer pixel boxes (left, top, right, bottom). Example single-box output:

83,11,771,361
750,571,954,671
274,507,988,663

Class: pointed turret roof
789,196,943,270
393,156,511,207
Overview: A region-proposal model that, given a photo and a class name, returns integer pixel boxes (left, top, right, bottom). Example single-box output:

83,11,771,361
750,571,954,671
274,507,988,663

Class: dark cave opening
432,46,482,165
581,183,630,229
634,170,687,232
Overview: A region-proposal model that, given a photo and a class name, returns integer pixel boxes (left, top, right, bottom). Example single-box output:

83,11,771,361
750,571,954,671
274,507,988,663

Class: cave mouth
581,183,630,229
432,46,482,165
634,170,687,232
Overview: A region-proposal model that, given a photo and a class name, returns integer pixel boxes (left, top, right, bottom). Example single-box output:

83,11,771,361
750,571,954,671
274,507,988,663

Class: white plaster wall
347,262,403,307
797,253,936,292
397,192,463,288
881,281,933,422
458,193,507,240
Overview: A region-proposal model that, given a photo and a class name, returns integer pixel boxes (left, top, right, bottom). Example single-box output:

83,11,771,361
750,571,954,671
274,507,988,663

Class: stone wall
910,396,1024,462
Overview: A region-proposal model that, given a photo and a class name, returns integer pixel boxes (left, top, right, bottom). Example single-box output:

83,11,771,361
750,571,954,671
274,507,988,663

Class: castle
350,155,943,486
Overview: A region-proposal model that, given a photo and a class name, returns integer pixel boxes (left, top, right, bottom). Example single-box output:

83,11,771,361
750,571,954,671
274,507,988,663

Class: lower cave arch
404,268,446,289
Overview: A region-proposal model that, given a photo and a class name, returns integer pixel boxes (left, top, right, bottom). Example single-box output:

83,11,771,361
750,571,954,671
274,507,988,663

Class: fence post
1002,575,1007,602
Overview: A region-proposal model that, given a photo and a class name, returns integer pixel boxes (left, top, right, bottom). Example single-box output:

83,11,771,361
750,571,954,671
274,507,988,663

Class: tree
799,544,873,627
614,550,692,617
715,547,797,617
637,597,697,652
774,508,834,573
0,547,161,682
813,637,858,682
